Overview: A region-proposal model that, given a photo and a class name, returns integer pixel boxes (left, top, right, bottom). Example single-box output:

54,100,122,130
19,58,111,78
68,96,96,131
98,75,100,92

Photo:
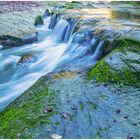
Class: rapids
0,15,102,110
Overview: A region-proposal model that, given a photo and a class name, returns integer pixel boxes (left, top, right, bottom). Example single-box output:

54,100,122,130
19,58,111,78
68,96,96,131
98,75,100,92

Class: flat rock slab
46,71,140,138
0,2,49,38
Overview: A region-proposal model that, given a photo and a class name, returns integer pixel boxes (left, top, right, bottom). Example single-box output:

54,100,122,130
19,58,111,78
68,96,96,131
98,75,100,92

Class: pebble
63,113,69,119
51,134,62,139
116,109,121,114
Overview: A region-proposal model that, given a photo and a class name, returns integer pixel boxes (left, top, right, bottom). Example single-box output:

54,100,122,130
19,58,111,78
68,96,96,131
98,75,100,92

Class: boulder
0,34,37,49
34,15,44,26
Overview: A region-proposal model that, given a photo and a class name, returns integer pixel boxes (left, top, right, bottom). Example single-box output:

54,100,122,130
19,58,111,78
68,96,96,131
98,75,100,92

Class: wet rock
43,9,50,18
116,109,121,114
72,28,93,45
102,41,116,57
124,116,128,119
0,35,23,48
0,34,37,49
34,15,44,26
17,54,35,64
127,133,134,139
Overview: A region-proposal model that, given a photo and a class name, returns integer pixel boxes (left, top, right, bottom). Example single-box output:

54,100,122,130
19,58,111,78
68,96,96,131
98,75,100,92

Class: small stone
116,109,121,114
51,134,62,139
63,113,69,119
71,105,77,110
127,133,134,139
124,116,128,119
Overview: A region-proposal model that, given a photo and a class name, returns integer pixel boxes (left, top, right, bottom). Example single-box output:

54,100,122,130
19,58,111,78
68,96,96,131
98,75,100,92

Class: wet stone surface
30,71,140,138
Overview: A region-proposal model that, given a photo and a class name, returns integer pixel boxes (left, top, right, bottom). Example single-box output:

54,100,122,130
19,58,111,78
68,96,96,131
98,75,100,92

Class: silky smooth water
0,17,68,110
0,14,106,110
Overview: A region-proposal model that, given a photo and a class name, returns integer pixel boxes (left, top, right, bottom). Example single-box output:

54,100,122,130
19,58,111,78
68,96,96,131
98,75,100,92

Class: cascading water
52,19,69,43
0,14,107,110
64,18,78,42
49,14,59,29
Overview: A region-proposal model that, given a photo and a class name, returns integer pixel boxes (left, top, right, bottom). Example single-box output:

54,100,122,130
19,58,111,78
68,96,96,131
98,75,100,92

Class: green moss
87,37,140,87
90,103,98,110
0,80,57,138
87,60,140,87
79,102,84,110
110,1,140,6
64,2,82,9
115,37,140,53
34,15,44,26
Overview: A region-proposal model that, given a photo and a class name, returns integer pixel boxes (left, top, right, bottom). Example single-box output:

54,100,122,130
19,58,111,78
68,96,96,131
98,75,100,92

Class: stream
0,6,140,110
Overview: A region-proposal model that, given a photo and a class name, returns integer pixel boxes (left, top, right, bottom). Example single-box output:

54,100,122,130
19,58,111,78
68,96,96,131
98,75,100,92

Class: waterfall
49,14,59,29
50,17,78,43
92,40,107,60
64,18,78,42
52,19,69,43
0,11,110,110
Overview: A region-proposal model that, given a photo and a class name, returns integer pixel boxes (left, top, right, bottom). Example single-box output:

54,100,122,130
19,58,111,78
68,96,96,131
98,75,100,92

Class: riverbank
0,70,139,138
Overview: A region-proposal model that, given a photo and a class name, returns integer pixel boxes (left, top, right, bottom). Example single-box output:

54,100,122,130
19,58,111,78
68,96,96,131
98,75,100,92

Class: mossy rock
87,37,140,87
115,37,140,53
64,1,82,9
17,54,36,64
34,15,44,26
87,59,140,87
0,80,57,138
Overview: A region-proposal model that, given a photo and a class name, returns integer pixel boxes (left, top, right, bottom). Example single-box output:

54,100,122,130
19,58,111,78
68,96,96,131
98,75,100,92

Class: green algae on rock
87,37,140,87
115,37,140,53
0,80,57,139
87,59,140,87
34,15,44,26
